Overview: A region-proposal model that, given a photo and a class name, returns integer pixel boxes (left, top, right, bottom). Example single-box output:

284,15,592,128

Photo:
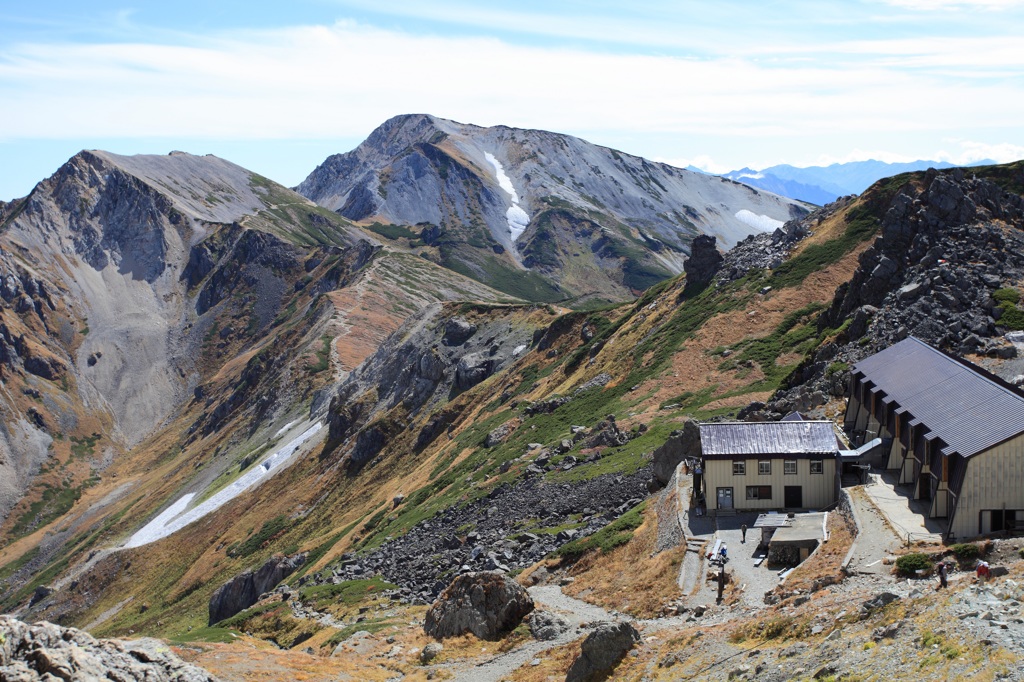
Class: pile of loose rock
303,467,651,604
766,168,1024,416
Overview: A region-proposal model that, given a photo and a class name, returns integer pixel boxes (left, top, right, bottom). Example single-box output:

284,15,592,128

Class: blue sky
1,0,1023,200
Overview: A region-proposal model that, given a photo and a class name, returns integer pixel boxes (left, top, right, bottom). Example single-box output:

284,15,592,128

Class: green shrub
998,304,1024,331
993,287,1020,305
895,552,933,576
826,361,849,377
949,543,980,565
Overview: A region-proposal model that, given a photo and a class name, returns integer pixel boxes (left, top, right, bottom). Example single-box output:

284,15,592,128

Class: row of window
732,460,824,475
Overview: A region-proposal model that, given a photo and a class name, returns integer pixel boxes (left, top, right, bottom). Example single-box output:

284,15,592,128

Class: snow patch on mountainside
485,152,530,241
123,421,323,549
735,209,784,232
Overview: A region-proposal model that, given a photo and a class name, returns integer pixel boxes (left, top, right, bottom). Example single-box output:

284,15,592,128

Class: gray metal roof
852,337,1024,458
699,421,839,456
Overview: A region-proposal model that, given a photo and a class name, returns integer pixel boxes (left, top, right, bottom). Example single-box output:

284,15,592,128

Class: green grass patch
769,203,880,289
215,601,285,628
168,626,241,644
298,577,397,610
227,515,291,559
826,361,849,376
7,478,95,540
325,618,396,647
0,546,40,584
555,501,646,560
310,334,332,373
366,222,417,240
70,433,101,459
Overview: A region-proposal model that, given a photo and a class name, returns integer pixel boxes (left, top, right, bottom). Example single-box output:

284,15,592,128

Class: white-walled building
699,420,840,513
844,337,1024,540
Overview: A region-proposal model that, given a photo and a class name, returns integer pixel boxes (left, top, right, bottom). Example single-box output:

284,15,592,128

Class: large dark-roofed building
844,336,1024,539
700,421,840,513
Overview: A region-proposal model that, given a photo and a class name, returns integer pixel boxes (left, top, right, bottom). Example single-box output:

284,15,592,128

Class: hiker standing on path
938,561,948,589
741,524,747,543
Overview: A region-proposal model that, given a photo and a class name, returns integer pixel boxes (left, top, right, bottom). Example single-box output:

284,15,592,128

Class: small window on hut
746,485,772,500
733,461,746,475
758,460,771,475
810,459,824,474
784,460,797,475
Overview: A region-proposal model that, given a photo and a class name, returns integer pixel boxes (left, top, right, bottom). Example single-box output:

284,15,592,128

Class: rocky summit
298,114,810,304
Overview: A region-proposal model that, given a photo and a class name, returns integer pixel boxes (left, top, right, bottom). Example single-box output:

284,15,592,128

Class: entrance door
717,487,733,510
784,485,803,508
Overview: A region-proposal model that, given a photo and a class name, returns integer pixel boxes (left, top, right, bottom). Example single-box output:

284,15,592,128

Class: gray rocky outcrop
0,615,218,681
326,303,540,458
683,234,724,287
423,571,534,640
485,419,519,447
652,420,701,486
764,167,1024,416
208,553,306,624
565,621,640,682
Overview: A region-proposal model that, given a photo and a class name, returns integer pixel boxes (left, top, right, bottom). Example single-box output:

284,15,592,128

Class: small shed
755,511,828,565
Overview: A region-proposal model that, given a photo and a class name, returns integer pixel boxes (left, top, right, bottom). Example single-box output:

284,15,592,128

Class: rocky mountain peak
298,114,810,304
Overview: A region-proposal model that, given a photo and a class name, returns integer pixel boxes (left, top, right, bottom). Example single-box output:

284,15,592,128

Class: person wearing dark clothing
741,524,747,543
938,561,948,589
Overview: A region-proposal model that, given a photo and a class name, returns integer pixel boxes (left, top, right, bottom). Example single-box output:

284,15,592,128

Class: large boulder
683,234,724,287
0,615,218,681
423,571,534,640
652,420,701,486
443,317,477,346
208,553,305,624
565,621,641,682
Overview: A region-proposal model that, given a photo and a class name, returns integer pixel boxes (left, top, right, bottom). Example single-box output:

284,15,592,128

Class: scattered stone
872,622,901,641
420,642,443,663
527,610,570,641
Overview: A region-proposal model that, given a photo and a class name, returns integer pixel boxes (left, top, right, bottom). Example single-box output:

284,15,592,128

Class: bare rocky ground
204,476,1024,681
422,487,1024,682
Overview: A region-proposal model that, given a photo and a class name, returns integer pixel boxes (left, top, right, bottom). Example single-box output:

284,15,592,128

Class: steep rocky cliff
767,164,1024,415
298,114,810,304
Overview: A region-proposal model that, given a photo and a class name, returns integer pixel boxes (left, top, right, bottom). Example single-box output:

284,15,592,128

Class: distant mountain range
718,159,997,205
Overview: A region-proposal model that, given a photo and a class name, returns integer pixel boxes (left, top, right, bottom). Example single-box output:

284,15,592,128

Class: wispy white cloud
878,0,1024,9
0,19,1021,146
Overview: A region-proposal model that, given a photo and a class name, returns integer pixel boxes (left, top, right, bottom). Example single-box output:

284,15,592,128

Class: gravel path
445,586,621,682
845,485,903,576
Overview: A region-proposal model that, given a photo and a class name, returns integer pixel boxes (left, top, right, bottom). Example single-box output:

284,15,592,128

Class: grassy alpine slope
7,163,1024,680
